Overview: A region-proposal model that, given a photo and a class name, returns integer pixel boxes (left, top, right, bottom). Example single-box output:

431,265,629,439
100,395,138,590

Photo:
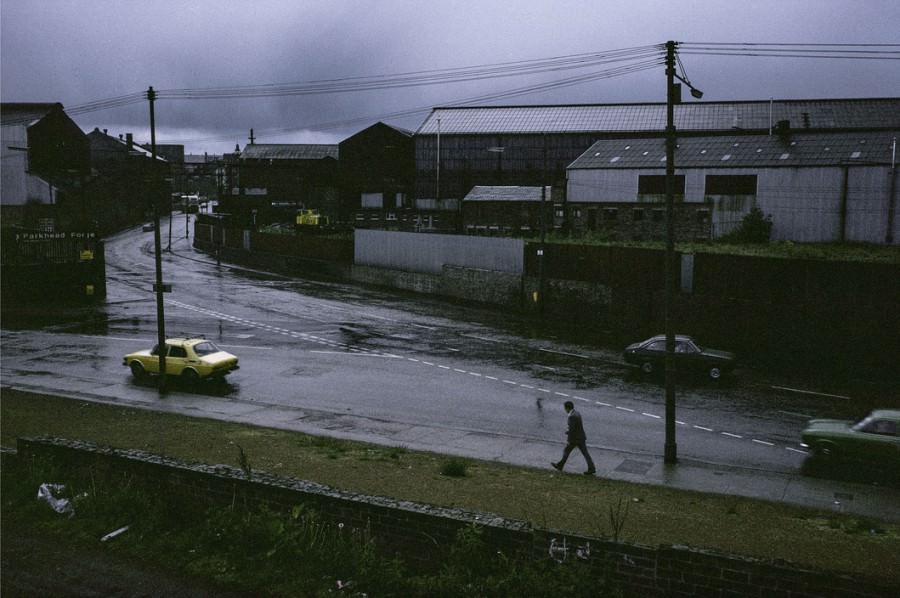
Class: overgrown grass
2,461,609,596
2,388,899,585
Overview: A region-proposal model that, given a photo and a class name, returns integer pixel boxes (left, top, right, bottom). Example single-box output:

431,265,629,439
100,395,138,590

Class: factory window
638,174,684,195
705,175,757,195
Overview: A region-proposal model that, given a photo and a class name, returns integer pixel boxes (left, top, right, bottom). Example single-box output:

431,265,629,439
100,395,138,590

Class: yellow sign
80,249,94,261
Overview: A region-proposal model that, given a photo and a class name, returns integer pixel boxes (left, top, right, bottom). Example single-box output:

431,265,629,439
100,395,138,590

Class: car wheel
640,361,654,375
181,369,200,383
708,366,722,380
129,361,145,379
813,442,838,461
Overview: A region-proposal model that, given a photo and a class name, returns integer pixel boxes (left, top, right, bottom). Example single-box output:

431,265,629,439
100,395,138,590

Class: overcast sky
3,0,898,155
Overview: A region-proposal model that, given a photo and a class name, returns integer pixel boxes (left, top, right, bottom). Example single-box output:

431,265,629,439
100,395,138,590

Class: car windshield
192,341,220,356
853,415,897,436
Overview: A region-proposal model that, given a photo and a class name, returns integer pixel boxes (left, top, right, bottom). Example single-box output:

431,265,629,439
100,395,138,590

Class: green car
801,410,900,465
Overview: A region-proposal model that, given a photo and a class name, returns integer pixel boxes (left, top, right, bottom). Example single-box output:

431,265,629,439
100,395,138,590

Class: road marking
537,347,591,359
165,297,794,456
777,410,814,419
771,385,851,400
461,334,503,343
786,447,807,454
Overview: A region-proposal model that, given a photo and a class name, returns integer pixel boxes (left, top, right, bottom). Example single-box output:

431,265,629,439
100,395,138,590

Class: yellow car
124,337,239,382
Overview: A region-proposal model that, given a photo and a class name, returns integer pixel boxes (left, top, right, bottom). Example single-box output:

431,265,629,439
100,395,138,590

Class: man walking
552,400,596,475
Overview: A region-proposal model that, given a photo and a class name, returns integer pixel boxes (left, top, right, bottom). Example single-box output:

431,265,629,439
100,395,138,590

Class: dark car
801,410,900,465
623,334,736,380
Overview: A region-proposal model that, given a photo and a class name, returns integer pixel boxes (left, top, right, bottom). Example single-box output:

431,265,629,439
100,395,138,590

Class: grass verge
2,388,898,584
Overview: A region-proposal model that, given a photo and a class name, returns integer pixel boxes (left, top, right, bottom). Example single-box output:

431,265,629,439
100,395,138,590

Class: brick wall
9,437,896,598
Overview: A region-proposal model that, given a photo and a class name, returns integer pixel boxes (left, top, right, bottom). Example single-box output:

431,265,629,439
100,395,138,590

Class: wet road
3,215,896,478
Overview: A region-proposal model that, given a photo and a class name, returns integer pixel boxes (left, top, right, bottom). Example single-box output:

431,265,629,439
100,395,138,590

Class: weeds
607,496,630,542
236,443,252,479
3,461,617,597
440,458,469,477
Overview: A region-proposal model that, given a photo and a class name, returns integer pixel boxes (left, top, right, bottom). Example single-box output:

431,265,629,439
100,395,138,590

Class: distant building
462,185,554,237
567,130,900,244
340,122,414,225
86,128,170,233
1,103,91,230
414,98,900,242
220,143,340,225
1,104,105,304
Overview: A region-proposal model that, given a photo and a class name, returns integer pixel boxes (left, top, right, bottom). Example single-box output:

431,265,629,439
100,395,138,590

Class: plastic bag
37,483,74,517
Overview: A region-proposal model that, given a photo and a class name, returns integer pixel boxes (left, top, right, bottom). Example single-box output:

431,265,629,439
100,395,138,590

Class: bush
719,206,773,244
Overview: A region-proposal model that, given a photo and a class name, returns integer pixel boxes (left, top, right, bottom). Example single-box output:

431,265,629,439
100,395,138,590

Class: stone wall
9,437,895,598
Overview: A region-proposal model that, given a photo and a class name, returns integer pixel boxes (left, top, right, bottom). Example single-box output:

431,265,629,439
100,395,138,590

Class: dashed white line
537,347,591,359
169,298,791,454
771,385,851,400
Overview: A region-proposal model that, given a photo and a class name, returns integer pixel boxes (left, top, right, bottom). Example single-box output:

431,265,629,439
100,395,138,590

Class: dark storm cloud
3,1,898,154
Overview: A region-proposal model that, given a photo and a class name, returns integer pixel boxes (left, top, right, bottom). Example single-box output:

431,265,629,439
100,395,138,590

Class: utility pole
148,86,167,394
664,41,678,464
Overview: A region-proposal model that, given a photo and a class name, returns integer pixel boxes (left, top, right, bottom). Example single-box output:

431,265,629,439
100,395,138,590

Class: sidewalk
21,383,900,524
396,421,900,523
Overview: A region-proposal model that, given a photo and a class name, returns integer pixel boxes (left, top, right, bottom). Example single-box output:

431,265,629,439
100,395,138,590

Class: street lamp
664,41,704,464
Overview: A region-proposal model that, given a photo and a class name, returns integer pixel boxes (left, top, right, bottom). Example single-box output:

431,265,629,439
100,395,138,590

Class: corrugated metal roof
568,131,900,170
416,98,900,135
463,185,551,202
240,144,338,161
1,102,64,126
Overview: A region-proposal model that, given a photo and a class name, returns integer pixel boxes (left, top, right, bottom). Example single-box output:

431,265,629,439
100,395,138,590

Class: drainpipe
839,165,849,243
887,136,897,244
